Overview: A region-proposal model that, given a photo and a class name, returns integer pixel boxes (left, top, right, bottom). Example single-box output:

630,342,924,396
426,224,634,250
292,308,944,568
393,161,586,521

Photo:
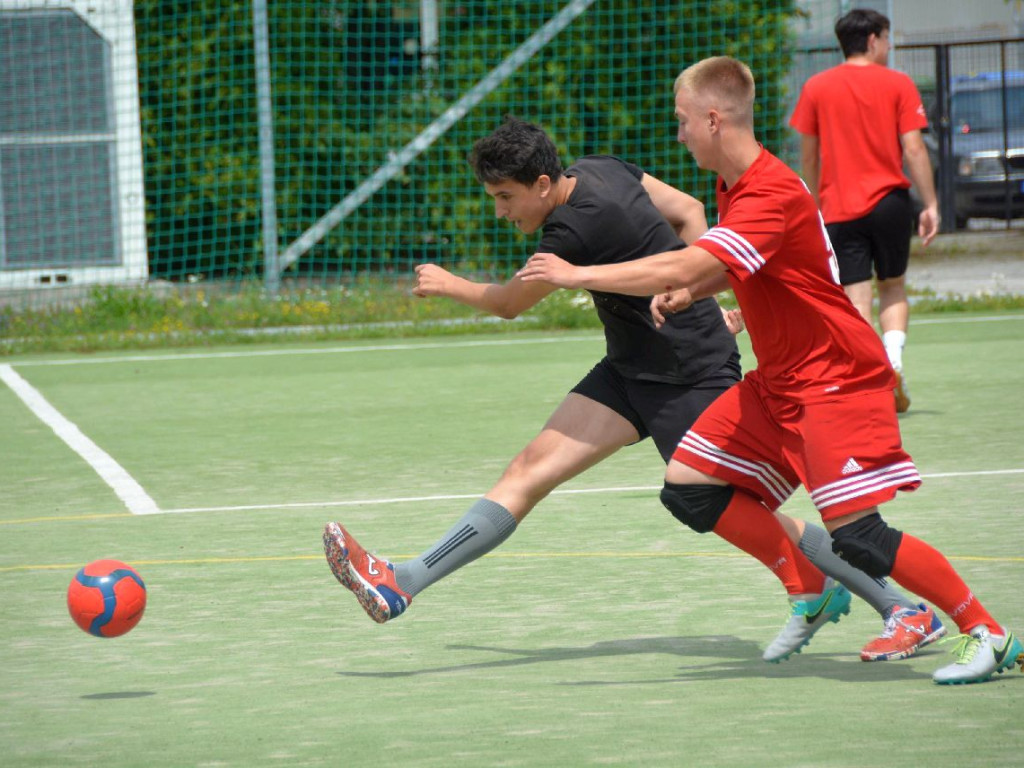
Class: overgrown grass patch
2,276,1022,356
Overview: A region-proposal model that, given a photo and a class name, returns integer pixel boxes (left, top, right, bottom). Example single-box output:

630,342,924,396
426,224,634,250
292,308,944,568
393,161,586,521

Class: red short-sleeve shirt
695,148,895,402
790,63,928,223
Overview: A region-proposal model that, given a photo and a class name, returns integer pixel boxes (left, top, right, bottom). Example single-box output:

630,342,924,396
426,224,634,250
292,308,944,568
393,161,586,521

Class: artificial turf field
2,313,1023,767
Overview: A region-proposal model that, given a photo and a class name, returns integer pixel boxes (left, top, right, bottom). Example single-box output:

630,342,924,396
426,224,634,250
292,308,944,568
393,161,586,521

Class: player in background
323,116,945,664
790,8,939,413
517,57,1020,685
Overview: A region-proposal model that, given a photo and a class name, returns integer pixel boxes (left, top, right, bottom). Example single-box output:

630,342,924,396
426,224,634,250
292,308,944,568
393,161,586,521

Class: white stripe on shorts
677,431,795,506
810,461,921,510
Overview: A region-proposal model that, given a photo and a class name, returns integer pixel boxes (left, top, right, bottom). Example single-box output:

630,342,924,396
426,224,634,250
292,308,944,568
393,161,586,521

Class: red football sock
712,490,825,596
890,533,1000,634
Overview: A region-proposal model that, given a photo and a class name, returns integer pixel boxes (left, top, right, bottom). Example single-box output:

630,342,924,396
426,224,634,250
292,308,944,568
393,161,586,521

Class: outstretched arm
640,173,708,245
413,263,558,319
517,245,727,299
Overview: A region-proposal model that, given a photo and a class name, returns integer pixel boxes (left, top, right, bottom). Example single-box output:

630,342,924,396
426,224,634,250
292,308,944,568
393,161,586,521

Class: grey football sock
799,522,912,620
394,498,517,597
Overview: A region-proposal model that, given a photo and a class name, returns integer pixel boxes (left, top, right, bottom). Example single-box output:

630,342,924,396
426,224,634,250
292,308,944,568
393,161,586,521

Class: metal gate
794,37,1024,231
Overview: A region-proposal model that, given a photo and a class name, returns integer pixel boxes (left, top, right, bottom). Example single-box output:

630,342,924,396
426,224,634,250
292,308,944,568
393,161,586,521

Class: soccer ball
67,559,147,638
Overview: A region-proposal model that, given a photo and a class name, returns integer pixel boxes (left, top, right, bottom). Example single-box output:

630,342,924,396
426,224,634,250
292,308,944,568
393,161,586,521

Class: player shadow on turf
335,635,756,678
564,652,938,686
335,634,935,682
896,408,940,419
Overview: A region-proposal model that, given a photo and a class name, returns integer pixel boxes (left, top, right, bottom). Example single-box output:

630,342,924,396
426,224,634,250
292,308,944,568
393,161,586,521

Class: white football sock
882,330,906,370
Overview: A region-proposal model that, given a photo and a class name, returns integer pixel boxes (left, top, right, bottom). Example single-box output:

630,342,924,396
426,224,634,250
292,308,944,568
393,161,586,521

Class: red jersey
789,63,928,223
695,148,894,403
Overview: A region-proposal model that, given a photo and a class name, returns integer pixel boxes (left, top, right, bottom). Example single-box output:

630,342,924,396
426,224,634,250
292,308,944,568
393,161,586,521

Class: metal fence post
999,42,1013,228
252,0,280,294
934,44,957,232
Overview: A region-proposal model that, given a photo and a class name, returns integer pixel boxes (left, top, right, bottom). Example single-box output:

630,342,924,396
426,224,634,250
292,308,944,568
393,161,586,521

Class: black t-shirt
536,155,738,384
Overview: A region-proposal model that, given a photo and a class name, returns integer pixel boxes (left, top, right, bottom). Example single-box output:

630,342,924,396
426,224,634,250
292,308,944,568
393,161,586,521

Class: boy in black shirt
324,117,944,662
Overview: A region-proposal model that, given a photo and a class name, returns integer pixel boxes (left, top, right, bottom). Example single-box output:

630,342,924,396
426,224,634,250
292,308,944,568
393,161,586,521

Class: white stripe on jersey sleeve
701,227,765,274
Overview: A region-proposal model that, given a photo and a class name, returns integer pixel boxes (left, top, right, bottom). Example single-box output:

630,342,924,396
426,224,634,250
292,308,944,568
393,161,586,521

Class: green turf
2,316,1023,767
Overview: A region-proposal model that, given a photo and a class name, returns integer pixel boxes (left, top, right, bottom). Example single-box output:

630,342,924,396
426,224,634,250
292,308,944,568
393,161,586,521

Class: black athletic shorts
827,188,914,285
570,352,741,463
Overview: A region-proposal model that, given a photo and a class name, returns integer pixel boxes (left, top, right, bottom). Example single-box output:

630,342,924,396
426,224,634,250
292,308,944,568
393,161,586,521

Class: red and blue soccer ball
67,559,147,638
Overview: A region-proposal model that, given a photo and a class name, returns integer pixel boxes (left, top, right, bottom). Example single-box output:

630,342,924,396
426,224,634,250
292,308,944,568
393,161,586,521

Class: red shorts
672,372,920,521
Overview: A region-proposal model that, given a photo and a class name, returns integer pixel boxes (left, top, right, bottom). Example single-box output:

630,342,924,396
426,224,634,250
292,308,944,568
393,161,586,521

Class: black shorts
570,353,741,463
827,188,913,285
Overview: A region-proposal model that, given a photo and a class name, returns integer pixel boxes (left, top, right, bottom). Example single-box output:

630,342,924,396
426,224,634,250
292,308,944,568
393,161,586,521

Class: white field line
10,335,604,367
0,364,160,515
3,337,600,520
157,468,1024,516
8,312,1024,368
912,313,1024,325
5,314,1021,518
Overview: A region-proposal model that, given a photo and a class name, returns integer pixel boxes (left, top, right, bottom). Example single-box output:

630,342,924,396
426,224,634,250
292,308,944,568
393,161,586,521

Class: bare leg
877,275,909,335
843,280,875,326
395,394,639,595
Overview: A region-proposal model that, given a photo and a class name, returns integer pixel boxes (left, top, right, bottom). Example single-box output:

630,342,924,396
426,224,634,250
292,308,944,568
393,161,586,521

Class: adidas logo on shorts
841,457,863,476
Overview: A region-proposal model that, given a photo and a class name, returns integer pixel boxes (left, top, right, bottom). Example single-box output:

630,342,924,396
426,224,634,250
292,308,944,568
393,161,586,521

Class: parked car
928,70,1024,227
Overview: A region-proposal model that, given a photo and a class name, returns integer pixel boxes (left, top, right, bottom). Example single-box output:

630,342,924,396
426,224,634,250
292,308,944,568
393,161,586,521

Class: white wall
796,0,1023,44
893,0,1022,42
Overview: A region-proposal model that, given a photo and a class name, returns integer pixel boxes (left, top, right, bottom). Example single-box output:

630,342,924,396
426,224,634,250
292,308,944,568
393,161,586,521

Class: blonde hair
674,56,755,125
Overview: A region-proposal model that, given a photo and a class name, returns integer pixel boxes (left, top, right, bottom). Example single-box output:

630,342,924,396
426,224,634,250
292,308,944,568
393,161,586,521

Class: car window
951,85,1024,133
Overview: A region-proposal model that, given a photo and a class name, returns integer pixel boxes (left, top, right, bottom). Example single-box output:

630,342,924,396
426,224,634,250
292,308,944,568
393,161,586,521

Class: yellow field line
3,550,1022,573
0,512,133,525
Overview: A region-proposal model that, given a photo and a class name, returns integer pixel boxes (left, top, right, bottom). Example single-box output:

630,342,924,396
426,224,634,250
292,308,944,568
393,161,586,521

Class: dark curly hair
467,115,563,186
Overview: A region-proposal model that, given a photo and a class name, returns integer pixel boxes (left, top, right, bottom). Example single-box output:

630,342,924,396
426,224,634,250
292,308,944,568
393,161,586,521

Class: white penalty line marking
0,364,160,515
158,468,1024,516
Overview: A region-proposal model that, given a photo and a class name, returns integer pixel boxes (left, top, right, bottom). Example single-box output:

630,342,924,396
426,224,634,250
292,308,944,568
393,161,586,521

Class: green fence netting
0,0,806,307
138,0,800,283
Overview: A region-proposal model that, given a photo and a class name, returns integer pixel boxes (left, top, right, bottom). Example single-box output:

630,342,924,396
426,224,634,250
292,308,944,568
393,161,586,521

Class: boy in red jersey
323,117,945,664
519,56,1022,685
790,8,939,413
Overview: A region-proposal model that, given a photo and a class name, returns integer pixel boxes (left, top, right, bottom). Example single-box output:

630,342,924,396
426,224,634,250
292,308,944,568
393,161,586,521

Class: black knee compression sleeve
830,513,903,578
660,482,734,534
